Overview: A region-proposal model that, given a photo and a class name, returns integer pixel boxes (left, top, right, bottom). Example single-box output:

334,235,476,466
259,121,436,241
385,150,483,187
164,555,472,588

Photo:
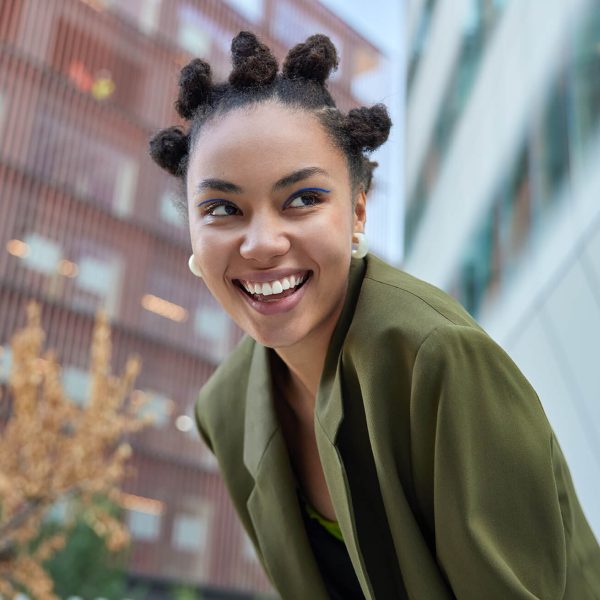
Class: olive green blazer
195,254,600,600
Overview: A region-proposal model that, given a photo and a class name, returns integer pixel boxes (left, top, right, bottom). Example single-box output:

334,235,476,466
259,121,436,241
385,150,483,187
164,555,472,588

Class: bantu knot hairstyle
175,59,212,119
345,105,392,153
148,126,188,177
282,34,338,84
229,31,278,89
149,30,392,201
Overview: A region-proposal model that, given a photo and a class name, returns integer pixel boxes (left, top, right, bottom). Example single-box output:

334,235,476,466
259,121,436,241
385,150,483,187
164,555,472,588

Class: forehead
187,102,347,184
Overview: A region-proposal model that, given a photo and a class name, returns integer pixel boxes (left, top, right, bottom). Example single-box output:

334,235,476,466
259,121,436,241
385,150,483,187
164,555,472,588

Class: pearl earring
188,254,203,278
351,232,368,259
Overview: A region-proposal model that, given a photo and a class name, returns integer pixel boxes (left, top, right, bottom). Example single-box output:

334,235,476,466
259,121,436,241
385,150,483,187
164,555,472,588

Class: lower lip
236,277,311,316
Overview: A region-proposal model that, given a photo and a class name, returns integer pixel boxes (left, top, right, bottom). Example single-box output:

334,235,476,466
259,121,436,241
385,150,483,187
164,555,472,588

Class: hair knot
229,31,278,89
175,59,212,120
345,104,391,153
283,34,338,84
148,126,189,176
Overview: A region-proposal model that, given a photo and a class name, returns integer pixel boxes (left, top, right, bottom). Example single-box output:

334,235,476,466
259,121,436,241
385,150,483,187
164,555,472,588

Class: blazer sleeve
410,324,567,600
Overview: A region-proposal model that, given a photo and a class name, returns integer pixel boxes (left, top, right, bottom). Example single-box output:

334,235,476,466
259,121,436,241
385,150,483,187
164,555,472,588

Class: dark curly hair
149,32,391,214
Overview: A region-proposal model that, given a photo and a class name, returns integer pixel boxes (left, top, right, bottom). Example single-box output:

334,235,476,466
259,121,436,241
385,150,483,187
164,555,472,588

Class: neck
273,298,343,418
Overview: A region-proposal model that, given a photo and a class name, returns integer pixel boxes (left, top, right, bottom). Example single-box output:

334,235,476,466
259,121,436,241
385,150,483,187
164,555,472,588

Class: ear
353,189,367,233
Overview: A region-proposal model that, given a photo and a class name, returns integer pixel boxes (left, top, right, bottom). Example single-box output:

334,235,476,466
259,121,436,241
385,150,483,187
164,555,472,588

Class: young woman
149,32,600,600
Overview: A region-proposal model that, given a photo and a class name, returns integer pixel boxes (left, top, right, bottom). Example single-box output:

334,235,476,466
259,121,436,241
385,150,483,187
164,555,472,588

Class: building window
76,254,123,317
50,17,144,110
176,4,211,56
108,0,162,35
175,4,231,59
570,5,600,171
406,0,510,250
127,508,162,541
0,89,7,139
406,0,438,95
172,513,209,552
194,304,232,361
159,188,185,228
22,234,62,275
222,0,264,23
0,346,12,383
138,390,173,428
501,145,532,266
112,156,139,218
351,46,385,104
29,106,139,214
536,74,570,214
272,1,341,54
62,366,91,407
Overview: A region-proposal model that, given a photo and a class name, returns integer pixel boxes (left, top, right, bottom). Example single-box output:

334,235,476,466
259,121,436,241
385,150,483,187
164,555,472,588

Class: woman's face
186,102,366,350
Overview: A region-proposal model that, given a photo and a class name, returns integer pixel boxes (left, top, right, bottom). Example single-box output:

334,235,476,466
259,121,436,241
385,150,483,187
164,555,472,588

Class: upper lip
232,268,311,283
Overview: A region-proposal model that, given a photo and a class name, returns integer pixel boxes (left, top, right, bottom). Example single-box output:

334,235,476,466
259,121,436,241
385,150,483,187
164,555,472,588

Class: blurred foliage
171,584,204,600
43,497,128,600
0,302,149,599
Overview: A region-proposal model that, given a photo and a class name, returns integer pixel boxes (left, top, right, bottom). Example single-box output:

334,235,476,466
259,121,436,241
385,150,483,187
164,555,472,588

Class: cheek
304,214,352,268
188,226,231,289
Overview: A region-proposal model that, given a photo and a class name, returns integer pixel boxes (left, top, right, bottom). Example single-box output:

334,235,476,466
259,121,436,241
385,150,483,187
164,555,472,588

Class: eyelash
283,190,325,209
199,190,327,218
200,200,240,218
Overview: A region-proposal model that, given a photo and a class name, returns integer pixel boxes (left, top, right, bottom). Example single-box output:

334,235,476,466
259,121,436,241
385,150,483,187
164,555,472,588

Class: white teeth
241,273,308,297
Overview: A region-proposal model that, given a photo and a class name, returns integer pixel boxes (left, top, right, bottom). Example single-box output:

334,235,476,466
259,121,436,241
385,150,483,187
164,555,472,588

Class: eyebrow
195,179,243,194
195,167,330,197
272,167,329,192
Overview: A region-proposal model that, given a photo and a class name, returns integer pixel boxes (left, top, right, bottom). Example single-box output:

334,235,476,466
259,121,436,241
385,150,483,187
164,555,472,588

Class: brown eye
204,201,241,217
286,192,323,209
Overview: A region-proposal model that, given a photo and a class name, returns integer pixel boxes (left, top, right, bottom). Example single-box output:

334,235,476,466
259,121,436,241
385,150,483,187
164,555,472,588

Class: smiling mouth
235,271,312,303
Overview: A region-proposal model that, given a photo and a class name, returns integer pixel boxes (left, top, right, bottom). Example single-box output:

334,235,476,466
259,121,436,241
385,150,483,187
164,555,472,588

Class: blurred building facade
0,0,386,597
404,0,600,536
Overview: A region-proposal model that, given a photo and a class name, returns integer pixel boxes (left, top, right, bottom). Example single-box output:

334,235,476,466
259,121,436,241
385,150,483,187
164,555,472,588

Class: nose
239,212,291,262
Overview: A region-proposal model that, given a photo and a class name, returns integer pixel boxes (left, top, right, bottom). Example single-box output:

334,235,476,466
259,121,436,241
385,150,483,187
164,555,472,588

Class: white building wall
406,0,466,194
405,0,600,537
405,0,588,288
483,139,600,533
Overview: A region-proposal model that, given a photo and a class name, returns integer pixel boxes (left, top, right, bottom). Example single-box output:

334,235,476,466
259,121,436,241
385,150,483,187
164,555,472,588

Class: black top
300,497,366,600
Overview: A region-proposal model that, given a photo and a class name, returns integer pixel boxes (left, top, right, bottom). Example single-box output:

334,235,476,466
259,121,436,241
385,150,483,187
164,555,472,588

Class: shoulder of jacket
351,254,481,347
415,323,514,369
363,255,471,319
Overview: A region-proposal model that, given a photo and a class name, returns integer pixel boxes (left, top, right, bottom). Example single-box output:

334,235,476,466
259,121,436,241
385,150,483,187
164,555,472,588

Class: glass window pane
172,513,208,552
127,509,161,541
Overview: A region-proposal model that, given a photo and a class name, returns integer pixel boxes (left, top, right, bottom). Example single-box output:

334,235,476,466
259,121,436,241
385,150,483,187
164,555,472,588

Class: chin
247,325,305,350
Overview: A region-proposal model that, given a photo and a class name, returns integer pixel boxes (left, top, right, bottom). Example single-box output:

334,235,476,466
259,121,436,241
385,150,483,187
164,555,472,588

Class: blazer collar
242,336,330,599
316,257,366,442
243,342,277,479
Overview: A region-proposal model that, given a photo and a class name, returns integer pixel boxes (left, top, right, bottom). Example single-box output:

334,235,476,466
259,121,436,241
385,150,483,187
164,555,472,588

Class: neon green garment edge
304,499,344,542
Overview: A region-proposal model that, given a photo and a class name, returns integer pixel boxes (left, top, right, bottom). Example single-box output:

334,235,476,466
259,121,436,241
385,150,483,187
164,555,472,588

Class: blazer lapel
315,365,376,600
312,257,376,600
243,344,329,600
